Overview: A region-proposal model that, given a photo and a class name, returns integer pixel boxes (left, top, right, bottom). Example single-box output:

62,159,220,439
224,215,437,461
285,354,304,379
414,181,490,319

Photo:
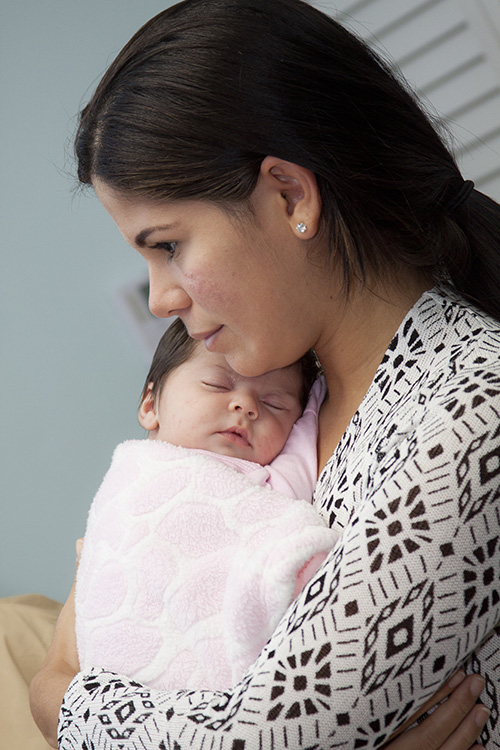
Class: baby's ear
138,384,159,431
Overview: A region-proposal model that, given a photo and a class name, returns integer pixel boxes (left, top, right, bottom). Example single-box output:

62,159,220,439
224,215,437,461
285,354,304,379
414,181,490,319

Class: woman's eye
152,241,178,258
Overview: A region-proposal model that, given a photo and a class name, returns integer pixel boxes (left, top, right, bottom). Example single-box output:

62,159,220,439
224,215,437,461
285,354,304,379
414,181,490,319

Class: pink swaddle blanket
76,441,337,690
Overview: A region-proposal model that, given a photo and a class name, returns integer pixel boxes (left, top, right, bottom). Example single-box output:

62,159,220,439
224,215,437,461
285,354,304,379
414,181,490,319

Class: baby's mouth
218,427,251,447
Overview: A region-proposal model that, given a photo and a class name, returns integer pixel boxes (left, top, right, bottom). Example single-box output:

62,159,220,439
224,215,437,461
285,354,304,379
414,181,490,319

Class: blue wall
1,1,174,602
3,0,498,603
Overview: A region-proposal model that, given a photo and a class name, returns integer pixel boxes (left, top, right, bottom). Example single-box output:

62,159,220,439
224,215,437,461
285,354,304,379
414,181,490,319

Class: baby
76,318,338,690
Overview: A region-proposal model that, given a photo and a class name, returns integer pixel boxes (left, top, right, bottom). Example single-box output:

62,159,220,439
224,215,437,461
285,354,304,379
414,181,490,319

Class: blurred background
2,0,499,603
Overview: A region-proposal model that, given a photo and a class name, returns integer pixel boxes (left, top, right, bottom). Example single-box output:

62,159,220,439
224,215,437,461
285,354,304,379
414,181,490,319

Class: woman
31,0,499,747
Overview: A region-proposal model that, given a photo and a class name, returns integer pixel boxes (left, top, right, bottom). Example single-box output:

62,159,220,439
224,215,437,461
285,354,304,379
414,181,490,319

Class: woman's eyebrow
135,223,179,247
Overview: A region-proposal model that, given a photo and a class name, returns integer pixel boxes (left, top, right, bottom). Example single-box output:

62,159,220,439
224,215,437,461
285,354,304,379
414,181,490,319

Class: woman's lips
189,326,223,349
203,326,223,350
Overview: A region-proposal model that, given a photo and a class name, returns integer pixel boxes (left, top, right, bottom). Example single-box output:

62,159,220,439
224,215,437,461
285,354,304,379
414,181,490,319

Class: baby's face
146,345,304,465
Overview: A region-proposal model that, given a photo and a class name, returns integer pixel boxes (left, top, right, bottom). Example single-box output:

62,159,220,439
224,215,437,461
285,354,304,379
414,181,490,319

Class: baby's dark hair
141,317,320,410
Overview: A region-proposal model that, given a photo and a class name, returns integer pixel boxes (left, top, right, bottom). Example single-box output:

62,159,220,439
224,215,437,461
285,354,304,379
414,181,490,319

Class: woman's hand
384,670,489,750
29,540,83,749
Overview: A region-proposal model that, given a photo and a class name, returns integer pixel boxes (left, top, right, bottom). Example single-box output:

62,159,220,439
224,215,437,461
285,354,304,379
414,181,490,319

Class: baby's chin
208,436,278,466
149,431,284,467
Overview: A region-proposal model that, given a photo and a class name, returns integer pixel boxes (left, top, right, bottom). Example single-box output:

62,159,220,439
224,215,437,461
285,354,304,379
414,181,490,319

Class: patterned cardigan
59,286,500,749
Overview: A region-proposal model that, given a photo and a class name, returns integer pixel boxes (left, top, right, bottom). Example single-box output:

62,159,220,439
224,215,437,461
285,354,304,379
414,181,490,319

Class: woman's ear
138,384,160,432
259,155,322,238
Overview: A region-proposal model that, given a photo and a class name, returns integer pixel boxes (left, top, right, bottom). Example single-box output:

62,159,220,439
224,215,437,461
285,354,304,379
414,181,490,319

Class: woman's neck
315,275,431,473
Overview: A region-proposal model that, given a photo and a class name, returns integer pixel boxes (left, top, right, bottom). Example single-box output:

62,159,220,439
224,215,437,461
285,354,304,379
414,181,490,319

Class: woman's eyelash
151,241,178,257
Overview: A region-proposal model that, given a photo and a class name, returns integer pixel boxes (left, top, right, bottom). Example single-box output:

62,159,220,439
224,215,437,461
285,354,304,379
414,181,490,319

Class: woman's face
94,178,329,377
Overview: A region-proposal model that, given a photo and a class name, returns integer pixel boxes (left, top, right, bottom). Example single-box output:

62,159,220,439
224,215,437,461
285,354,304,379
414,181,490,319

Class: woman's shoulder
375,288,500,454
412,287,500,406
315,287,500,514
418,285,500,353
374,285,500,410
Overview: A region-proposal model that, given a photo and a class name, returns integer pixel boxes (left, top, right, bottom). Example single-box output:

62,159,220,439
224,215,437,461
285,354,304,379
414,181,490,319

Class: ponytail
439,186,500,322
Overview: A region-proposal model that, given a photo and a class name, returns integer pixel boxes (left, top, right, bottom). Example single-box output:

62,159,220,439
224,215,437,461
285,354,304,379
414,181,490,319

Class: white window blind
315,0,500,199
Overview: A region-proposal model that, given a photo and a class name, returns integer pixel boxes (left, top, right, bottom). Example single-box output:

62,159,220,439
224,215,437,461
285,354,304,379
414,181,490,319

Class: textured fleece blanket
76,440,338,690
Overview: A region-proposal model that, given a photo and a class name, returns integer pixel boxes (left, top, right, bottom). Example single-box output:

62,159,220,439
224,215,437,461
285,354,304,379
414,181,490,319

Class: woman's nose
148,274,191,318
230,392,259,420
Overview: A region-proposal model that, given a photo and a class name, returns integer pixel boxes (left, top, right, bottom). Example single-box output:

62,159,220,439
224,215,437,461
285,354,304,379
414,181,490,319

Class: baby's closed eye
202,381,231,391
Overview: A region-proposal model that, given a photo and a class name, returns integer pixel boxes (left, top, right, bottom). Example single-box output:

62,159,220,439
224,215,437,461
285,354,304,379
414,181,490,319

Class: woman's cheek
183,270,235,311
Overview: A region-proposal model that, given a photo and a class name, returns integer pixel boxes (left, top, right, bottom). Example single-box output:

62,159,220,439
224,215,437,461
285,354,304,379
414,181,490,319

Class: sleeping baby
75,317,338,690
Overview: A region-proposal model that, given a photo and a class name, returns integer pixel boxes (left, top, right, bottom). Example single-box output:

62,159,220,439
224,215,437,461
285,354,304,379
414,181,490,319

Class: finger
387,675,487,750
76,537,84,565
429,674,485,742
75,538,84,578
439,704,490,750
388,671,467,740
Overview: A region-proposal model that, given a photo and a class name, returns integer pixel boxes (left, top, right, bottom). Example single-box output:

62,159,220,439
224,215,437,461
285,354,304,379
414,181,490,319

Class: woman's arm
30,574,488,750
29,585,77,748
29,543,82,749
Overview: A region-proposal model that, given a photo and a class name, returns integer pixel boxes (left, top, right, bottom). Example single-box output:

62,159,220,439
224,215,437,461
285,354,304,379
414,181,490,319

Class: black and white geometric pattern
58,286,500,749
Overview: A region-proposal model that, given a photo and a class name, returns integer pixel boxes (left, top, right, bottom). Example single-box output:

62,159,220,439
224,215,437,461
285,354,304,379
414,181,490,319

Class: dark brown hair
76,0,500,321
141,317,197,403
141,317,320,411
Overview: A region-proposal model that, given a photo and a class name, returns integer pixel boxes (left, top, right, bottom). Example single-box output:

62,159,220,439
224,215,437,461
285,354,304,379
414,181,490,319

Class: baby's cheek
280,413,297,442
265,419,290,461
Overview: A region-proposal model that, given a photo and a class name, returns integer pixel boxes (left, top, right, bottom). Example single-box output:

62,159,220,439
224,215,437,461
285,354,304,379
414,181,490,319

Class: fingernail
448,670,466,688
475,704,490,728
470,675,485,698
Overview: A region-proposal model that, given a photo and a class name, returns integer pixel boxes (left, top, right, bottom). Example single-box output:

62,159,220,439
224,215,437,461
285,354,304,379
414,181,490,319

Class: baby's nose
230,392,259,419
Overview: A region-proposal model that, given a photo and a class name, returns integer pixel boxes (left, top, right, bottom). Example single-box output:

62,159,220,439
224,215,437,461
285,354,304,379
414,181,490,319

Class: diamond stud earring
296,222,307,234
